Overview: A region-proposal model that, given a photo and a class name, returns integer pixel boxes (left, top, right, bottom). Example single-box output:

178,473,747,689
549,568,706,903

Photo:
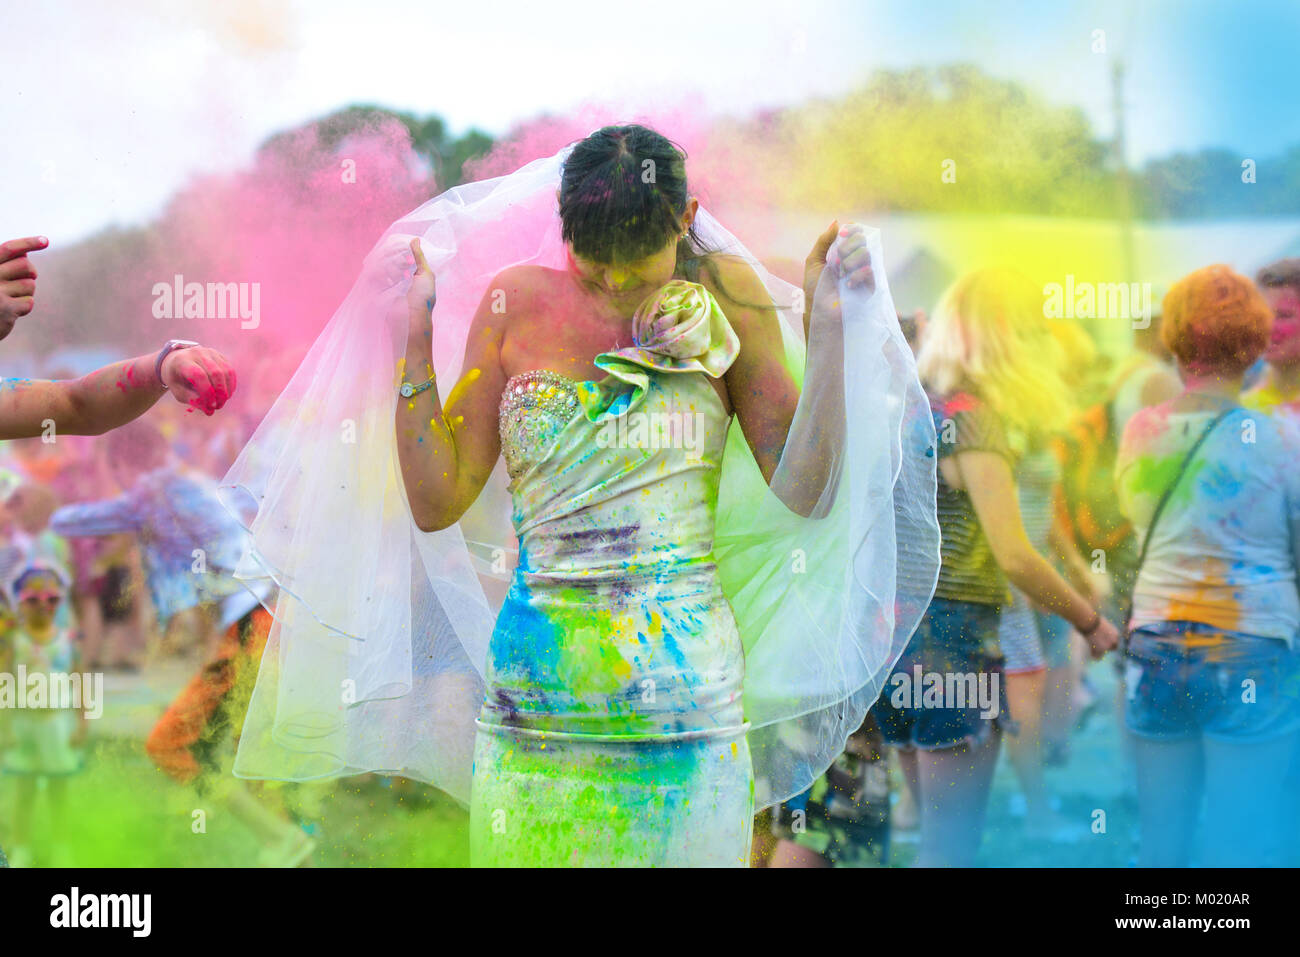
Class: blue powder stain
490,579,564,687
658,627,692,674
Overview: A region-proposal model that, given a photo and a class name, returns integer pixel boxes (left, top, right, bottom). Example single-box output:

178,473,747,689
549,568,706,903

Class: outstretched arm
0,345,235,440
0,235,235,437
395,240,510,532
50,491,141,538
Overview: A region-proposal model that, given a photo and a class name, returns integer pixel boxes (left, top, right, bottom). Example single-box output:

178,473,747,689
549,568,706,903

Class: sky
6,0,1299,243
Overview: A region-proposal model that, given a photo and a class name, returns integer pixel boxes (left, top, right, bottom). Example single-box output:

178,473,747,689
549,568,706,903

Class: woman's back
1117,402,1300,642
928,390,1015,607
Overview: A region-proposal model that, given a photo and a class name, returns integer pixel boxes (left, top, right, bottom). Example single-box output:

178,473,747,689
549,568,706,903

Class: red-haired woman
1117,264,1300,866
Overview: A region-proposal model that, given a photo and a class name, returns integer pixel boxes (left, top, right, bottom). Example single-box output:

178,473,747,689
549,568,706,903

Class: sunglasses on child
19,592,62,606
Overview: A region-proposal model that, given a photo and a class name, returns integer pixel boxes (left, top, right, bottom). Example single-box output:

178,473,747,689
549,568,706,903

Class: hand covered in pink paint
160,346,237,415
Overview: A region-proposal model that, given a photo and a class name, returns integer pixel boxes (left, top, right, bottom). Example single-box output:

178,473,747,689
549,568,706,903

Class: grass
1,656,1138,868
0,737,470,867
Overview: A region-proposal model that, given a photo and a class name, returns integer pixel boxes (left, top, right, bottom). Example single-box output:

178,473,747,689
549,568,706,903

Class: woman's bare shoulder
488,263,566,297
474,265,568,347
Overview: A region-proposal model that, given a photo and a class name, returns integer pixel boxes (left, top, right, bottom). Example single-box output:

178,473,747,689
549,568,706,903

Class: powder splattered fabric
1116,403,1300,644
1243,375,1300,415
470,284,753,866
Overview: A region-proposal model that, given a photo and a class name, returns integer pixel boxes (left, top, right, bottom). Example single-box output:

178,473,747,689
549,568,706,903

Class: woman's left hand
803,222,873,326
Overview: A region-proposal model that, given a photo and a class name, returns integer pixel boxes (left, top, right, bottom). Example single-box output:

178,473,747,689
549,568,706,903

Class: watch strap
400,376,436,398
156,339,200,388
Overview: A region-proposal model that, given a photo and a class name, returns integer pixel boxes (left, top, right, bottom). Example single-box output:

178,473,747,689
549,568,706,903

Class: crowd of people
758,257,1300,869
0,235,253,866
2,218,1299,868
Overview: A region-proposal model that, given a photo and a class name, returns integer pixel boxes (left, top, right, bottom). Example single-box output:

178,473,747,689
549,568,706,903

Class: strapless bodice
498,369,584,489
482,281,747,737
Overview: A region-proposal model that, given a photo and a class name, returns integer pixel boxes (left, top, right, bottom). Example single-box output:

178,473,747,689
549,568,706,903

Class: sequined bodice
498,370,583,487
486,361,743,737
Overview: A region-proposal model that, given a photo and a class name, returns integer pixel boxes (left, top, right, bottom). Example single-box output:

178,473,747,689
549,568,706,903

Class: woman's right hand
1081,615,1120,659
407,238,437,316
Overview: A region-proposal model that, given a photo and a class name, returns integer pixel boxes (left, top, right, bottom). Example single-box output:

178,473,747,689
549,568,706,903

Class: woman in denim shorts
1116,264,1300,867
871,269,1119,867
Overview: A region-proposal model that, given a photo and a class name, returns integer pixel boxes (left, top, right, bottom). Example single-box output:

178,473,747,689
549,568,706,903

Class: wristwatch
156,339,200,388
399,376,436,398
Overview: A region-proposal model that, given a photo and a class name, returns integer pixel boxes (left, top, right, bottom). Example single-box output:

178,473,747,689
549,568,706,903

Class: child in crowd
49,420,310,865
2,565,85,867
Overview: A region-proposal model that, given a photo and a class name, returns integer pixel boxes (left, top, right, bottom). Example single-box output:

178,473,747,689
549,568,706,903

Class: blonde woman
871,268,1119,867
996,319,1104,839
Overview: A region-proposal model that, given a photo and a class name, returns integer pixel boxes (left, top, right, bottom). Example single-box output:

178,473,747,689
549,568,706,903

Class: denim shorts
870,597,1011,750
1124,621,1300,744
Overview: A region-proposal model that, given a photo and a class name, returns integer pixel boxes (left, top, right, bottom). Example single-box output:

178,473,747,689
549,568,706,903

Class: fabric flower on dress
578,280,740,421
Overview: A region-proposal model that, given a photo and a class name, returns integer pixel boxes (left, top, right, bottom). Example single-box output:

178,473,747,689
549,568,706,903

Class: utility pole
1113,58,1137,285
1112,57,1139,354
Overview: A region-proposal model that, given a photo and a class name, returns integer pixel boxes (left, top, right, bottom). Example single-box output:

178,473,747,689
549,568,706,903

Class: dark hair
558,125,764,307
1257,258,1300,293
560,125,690,264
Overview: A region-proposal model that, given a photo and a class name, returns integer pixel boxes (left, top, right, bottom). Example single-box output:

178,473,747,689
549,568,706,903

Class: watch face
400,383,414,397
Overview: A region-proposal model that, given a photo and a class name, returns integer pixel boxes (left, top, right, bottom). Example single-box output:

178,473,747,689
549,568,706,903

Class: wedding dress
218,145,939,865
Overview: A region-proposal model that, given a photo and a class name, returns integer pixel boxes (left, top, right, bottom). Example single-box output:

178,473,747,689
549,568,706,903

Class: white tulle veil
219,143,940,810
